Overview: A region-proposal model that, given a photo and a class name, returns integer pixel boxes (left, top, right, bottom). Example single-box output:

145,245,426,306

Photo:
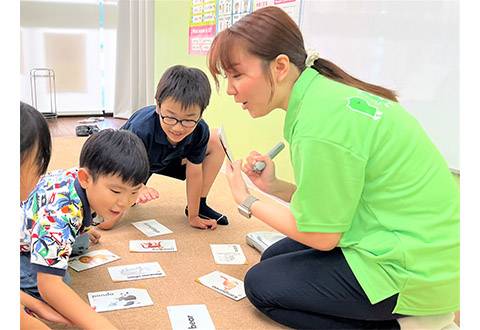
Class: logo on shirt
347,96,384,120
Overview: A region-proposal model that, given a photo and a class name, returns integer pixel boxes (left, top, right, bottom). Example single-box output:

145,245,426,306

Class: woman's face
20,150,41,202
224,46,276,118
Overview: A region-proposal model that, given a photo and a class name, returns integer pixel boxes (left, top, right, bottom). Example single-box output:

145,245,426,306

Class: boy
20,129,149,329
119,65,228,230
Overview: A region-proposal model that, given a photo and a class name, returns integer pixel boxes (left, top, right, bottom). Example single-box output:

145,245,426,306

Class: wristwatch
238,195,259,219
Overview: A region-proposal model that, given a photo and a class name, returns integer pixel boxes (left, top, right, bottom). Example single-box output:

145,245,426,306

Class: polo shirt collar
284,68,320,142
74,177,93,227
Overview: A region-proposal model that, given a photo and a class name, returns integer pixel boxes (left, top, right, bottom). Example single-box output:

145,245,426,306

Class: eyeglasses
159,112,200,128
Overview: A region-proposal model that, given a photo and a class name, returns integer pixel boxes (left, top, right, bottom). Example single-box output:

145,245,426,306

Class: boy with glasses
117,65,228,230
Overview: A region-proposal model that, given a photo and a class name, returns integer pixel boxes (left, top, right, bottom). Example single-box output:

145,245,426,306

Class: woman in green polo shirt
208,6,459,330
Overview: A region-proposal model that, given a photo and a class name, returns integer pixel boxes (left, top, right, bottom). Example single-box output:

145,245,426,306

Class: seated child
20,128,150,329
20,101,71,329
118,65,228,230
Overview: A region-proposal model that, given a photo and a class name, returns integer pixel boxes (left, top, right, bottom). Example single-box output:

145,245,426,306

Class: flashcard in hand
210,244,247,265
129,239,177,252
196,271,246,301
167,304,216,330
69,249,120,272
132,219,173,237
108,262,165,282
88,288,153,312
218,126,235,163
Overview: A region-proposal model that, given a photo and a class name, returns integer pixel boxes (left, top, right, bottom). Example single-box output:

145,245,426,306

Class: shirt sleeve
290,138,366,233
29,201,84,276
186,124,210,164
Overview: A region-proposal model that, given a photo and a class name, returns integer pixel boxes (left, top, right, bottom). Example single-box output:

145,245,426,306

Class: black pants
244,238,403,329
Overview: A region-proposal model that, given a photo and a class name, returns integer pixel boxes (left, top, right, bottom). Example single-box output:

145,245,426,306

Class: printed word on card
129,239,177,252
108,262,165,282
132,219,173,237
167,304,215,330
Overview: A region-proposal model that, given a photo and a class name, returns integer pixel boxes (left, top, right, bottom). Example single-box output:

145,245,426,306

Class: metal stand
30,68,58,119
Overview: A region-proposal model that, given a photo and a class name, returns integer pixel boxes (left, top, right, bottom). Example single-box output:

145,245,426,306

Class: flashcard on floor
167,304,216,330
132,219,173,237
196,271,246,301
129,239,177,252
210,244,247,265
88,288,153,312
69,249,120,272
108,262,165,282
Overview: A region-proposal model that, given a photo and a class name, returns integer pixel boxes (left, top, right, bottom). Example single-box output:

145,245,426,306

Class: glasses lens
182,120,197,128
163,116,177,125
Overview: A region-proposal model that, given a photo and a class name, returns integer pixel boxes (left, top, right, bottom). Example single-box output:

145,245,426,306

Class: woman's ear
272,54,290,82
77,168,92,189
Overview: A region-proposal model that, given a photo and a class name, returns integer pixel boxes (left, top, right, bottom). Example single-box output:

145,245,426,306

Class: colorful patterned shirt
20,168,93,277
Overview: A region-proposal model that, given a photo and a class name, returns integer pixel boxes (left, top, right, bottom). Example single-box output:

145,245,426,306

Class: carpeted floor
48,136,288,330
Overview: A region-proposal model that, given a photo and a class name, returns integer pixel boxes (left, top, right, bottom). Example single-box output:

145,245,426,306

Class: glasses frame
158,110,201,129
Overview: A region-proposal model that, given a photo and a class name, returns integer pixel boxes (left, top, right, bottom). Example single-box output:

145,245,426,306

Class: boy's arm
185,161,216,229
37,272,117,330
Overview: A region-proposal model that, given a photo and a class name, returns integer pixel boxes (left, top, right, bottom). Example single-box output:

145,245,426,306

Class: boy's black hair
155,65,211,114
20,102,52,175
79,129,150,186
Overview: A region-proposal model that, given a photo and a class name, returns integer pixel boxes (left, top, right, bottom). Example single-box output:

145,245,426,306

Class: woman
208,6,459,329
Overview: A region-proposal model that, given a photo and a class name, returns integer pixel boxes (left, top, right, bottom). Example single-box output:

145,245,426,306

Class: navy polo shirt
121,105,210,174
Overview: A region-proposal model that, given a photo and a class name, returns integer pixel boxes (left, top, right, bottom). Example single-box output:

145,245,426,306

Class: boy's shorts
20,233,90,300
150,158,187,181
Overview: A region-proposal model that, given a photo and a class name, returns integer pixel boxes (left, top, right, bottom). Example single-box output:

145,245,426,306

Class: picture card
210,244,247,265
129,239,177,252
88,288,153,312
69,249,120,272
167,304,216,330
196,271,246,301
132,219,173,237
108,262,165,282
218,126,235,163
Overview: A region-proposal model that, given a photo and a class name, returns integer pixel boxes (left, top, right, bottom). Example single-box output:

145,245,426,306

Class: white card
88,288,153,312
167,304,216,330
69,249,120,272
210,244,247,265
108,262,165,282
218,126,235,163
196,271,246,301
129,239,177,252
132,219,173,237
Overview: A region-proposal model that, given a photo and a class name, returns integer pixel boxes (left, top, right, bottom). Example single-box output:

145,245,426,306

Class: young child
20,128,150,329
20,101,70,329
119,65,228,230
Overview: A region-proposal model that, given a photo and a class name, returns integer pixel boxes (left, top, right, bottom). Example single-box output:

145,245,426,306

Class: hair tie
305,50,320,68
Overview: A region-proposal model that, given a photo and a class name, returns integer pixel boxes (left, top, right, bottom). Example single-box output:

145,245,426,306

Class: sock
185,197,229,225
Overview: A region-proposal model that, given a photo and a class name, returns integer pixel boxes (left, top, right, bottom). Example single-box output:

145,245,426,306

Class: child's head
20,102,52,201
154,65,211,144
78,129,149,223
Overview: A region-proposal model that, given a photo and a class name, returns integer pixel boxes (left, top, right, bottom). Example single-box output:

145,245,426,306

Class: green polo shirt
284,68,459,315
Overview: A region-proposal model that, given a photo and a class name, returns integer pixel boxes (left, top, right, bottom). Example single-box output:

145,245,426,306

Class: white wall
301,0,459,171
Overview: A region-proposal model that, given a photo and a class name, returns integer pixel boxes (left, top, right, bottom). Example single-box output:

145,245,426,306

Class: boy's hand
136,186,159,204
88,229,101,245
189,216,217,230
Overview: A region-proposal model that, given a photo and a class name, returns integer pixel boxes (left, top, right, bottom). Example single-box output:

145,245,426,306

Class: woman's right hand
242,151,277,193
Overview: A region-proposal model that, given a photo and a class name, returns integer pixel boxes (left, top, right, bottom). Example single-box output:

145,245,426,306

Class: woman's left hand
225,160,250,204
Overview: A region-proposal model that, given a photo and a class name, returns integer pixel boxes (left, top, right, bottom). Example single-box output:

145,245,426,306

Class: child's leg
196,128,228,224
